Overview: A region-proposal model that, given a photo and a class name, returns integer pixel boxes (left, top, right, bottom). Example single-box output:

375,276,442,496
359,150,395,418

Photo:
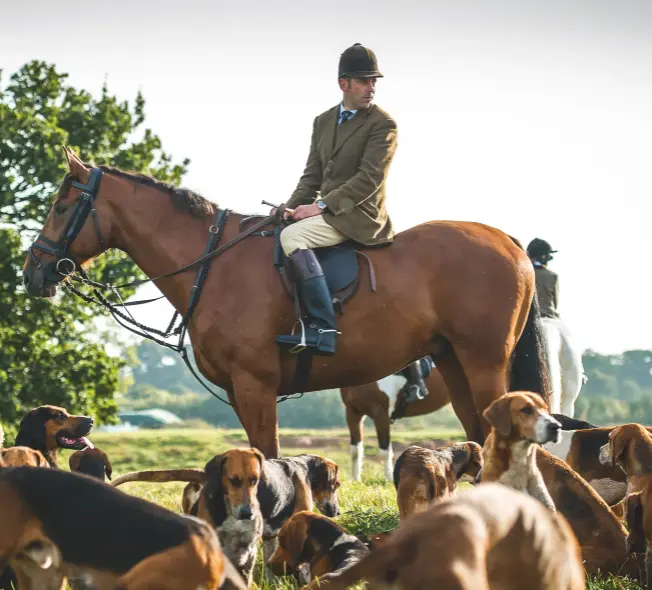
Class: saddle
272,226,384,314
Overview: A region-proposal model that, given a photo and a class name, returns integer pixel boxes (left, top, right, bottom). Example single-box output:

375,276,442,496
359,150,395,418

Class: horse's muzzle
23,264,59,298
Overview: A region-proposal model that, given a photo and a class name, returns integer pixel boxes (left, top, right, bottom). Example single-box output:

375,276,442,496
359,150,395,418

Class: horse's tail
551,414,596,431
508,235,551,402
110,468,206,488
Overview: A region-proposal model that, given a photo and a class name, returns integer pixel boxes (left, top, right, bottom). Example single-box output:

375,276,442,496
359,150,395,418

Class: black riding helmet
527,238,557,262
338,43,383,79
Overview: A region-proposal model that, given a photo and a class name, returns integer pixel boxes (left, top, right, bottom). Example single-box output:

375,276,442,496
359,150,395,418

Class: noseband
28,167,106,282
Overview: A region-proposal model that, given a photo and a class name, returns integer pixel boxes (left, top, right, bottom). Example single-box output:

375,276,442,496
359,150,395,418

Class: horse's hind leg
371,405,393,481
344,402,365,482
435,352,484,443
559,321,584,418
455,350,510,442
541,319,563,414
232,369,280,459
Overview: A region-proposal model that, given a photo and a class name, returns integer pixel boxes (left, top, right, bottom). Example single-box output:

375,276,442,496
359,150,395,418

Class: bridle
28,167,106,282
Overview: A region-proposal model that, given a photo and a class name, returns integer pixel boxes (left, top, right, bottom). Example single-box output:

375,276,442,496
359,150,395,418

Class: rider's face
339,77,377,110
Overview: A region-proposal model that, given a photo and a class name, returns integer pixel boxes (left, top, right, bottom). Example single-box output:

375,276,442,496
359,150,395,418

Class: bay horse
340,367,451,481
22,148,549,459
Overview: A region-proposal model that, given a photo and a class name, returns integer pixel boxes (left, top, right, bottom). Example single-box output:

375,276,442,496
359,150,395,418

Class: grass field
64,427,642,589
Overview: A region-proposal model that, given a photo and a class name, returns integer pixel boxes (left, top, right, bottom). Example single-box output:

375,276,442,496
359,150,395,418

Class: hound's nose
238,506,254,521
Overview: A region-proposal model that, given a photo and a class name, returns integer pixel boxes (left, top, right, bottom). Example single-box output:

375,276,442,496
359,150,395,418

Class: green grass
59,427,642,589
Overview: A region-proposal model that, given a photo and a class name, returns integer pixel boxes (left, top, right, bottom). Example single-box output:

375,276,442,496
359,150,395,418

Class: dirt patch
390,439,456,455
279,435,346,449
223,434,348,450
223,434,460,454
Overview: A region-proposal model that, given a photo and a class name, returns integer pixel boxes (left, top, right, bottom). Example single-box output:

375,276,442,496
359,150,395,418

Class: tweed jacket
286,103,398,245
534,266,560,319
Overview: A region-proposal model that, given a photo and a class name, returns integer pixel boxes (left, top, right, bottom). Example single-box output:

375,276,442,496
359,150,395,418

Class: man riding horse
527,238,559,319
527,238,585,416
272,43,429,404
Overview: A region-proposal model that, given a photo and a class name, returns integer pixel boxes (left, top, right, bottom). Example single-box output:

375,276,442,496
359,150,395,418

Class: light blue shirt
338,102,358,125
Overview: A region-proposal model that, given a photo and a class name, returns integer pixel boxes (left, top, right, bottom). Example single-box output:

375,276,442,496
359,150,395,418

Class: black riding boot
276,249,338,355
403,360,429,404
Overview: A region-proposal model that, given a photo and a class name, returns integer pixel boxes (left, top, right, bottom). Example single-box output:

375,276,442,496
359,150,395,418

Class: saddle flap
274,227,360,300
314,243,359,293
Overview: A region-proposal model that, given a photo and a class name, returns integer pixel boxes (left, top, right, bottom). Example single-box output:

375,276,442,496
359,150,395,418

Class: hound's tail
110,468,206,487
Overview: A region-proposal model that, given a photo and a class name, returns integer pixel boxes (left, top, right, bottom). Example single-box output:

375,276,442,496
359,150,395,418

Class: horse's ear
62,146,90,181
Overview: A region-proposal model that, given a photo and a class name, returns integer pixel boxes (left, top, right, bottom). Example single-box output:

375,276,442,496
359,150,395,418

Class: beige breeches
280,214,347,255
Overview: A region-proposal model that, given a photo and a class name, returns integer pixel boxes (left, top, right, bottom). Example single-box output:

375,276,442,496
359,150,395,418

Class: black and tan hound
393,441,483,520
110,451,341,580
268,511,367,585
68,447,113,482
111,448,265,586
0,463,246,589
13,405,94,468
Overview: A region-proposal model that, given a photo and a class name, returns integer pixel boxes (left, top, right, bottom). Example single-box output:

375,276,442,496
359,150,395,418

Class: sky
2,0,651,355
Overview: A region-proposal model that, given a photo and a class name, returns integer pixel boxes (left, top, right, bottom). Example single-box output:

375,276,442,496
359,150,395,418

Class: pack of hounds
1,394,652,589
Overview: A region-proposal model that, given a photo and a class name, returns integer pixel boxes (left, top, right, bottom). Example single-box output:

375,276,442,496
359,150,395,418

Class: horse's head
23,147,112,297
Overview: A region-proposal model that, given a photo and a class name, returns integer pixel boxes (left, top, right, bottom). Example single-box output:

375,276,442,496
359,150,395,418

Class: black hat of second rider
527,238,557,259
338,43,384,79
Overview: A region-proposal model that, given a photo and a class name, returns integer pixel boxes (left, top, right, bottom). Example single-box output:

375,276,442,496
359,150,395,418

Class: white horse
540,316,587,417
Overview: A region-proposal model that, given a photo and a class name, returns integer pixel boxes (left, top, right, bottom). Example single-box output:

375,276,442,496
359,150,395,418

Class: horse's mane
98,166,216,219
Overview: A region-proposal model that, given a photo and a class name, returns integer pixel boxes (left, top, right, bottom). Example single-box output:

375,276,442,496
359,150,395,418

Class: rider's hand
270,207,293,220
292,203,322,221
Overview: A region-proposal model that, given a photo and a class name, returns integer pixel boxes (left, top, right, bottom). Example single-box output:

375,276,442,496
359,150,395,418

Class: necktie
340,110,354,125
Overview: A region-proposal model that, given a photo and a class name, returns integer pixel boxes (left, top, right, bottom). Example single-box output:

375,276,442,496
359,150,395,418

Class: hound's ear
102,450,113,481
462,442,484,478
612,433,629,469
15,410,47,451
251,447,265,478
68,451,81,473
483,397,513,438
204,454,227,483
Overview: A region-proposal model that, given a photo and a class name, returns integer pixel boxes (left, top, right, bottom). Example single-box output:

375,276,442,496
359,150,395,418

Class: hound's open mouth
56,433,94,450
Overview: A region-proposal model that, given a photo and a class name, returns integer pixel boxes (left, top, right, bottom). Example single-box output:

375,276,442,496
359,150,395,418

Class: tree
128,341,204,395
0,61,189,291
0,228,121,438
0,61,189,434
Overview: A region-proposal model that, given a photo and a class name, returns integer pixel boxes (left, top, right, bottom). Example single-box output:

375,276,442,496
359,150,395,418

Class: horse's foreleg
231,370,280,459
436,353,483,443
345,404,365,482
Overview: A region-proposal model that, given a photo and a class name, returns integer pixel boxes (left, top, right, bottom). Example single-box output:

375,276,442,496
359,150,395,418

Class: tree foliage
0,61,189,434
